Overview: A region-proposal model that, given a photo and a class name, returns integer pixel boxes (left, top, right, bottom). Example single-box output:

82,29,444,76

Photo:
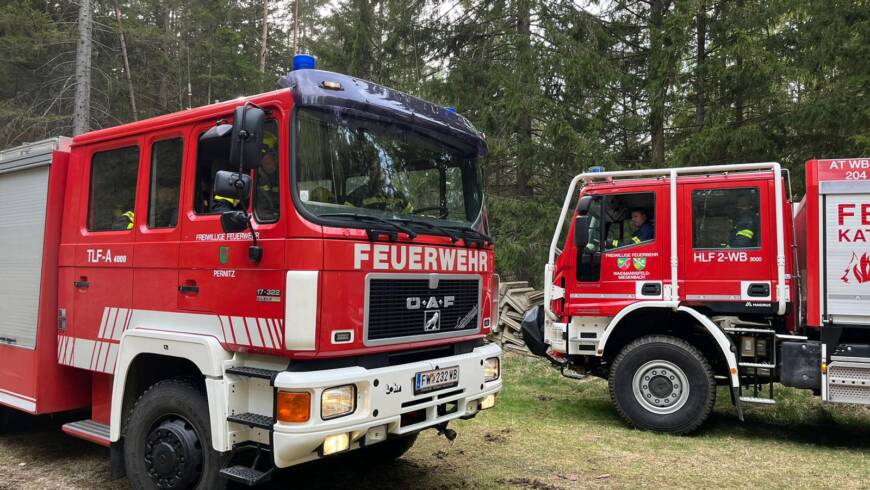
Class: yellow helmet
262,131,277,153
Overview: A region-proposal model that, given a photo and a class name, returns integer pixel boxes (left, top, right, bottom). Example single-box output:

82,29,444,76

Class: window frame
146,137,185,230
690,186,762,251
602,191,657,252
86,144,141,233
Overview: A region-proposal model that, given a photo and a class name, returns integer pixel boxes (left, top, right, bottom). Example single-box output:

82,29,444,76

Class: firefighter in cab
731,193,759,248
254,131,280,221
611,207,654,248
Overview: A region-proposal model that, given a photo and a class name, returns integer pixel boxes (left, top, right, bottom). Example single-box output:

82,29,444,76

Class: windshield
294,107,485,230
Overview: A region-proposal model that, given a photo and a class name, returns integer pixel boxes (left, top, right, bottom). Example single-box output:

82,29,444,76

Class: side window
148,138,183,228
253,120,280,222
603,192,655,250
692,187,760,249
577,196,603,282
88,146,140,231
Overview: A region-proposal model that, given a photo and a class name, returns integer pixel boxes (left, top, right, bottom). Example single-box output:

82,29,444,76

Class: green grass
0,354,867,489
353,354,869,489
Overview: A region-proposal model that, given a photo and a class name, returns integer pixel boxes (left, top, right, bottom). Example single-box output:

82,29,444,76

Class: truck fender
110,329,233,452
596,302,740,388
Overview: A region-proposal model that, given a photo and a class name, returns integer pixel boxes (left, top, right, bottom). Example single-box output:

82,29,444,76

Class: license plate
414,366,460,394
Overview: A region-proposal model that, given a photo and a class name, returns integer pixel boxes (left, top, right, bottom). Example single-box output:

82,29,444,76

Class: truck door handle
178,283,199,294
73,278,90,289
641,283,661,296
747,283,770,297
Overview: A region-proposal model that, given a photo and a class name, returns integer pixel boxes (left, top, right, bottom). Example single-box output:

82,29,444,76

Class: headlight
484,357,500,382
321,384,356,420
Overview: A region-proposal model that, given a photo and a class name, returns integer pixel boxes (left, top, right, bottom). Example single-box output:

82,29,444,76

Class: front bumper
271,342,502,468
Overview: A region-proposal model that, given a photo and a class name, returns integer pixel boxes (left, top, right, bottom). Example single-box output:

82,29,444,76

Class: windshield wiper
388,218,460,243
440,224,492,246
319,212,417,241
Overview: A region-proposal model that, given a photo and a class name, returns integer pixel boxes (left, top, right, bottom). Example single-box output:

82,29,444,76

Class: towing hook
435,422,457,442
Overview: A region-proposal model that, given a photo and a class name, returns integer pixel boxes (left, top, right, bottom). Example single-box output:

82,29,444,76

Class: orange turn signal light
277,391,311,423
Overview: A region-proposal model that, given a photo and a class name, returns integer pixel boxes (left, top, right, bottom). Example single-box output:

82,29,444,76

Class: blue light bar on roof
293,54,317,71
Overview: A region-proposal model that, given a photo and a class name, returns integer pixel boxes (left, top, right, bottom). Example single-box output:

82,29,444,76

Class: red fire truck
522,159,870,434
0,55,502,488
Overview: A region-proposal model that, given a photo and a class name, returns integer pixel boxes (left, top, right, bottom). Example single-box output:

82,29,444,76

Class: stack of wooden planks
489,281,544,354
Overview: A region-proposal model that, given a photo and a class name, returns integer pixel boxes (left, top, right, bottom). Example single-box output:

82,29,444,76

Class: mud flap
521,306,548,357
730,386,744,422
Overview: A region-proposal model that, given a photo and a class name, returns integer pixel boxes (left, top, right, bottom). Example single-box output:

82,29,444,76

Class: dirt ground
0,355,868,489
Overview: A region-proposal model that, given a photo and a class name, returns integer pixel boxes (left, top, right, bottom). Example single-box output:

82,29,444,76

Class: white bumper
271,342,502,468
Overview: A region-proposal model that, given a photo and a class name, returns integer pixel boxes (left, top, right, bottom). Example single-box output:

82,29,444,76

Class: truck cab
525,159,870,435
0,57,501,488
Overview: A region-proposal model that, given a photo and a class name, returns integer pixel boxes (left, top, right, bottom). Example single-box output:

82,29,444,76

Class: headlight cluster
321,384,356,420
484,357,500,382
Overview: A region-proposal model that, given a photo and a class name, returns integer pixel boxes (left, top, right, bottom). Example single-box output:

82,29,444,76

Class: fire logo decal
841,252,870,284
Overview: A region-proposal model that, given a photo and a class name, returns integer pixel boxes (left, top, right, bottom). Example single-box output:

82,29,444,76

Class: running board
62,419,110,447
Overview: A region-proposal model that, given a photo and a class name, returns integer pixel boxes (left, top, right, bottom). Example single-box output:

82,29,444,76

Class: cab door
70,142,140,373
679,179,776,313
566,184,666,318
176,115,286,352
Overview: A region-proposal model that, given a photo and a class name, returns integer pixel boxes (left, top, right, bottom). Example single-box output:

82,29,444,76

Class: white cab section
285,271,319,350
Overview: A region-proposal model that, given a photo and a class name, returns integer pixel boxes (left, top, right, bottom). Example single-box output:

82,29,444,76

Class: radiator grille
365,275,481,344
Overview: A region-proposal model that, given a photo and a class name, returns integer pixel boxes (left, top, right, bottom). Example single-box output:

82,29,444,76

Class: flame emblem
842,252,870,284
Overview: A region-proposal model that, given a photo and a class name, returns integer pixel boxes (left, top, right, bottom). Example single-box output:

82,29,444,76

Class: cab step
219,465,273,486
62,419,110,447
738,362,776,369
739,396,776,405
226,366,281,382
723,327,776,335
228,412,275,430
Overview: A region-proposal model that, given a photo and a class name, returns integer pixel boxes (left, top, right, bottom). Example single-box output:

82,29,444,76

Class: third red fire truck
0,54,502,488
523,158,870,434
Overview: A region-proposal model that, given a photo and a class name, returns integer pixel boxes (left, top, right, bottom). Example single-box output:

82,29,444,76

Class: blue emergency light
589,166,606,173
293,54,317,71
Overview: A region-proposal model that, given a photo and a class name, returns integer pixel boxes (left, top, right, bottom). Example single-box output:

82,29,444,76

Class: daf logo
406,296,455,310
424,311,441,332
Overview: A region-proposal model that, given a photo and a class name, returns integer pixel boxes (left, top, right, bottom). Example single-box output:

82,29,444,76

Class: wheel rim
631,360,690,415
143,416,204,489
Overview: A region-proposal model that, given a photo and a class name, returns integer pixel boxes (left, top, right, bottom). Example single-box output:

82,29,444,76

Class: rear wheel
609,335,715,434
124,378,227,490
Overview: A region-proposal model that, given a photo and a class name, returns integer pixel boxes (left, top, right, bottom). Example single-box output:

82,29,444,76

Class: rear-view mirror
220,210,249,233
577,195,593,216
214,170,251,199
229,105,265,171
574,215,590,248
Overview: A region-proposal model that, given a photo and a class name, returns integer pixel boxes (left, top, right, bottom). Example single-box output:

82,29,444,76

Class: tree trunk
73,0,92,135
259,0,269,74
695,0,706,131
349,0,374,79
648,0,666,166
114,0,138,121
516,0,533,197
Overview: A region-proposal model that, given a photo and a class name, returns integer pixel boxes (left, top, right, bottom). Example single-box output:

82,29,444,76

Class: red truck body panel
0,87,494,423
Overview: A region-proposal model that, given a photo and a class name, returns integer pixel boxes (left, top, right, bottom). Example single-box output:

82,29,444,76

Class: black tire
357,433,418,463
124,378,228,490
609,335,715,435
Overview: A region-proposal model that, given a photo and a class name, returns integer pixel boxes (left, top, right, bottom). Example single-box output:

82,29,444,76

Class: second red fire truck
523,158,870,434
0,54,502,488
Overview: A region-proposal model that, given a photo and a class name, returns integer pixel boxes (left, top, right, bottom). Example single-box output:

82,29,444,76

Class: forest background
1,0,867,284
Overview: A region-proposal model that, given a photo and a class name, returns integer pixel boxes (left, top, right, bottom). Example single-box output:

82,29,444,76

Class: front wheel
124,378,228,490
609,335,715,435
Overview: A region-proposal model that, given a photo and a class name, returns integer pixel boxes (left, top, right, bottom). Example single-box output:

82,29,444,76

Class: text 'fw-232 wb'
0,53,502,489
